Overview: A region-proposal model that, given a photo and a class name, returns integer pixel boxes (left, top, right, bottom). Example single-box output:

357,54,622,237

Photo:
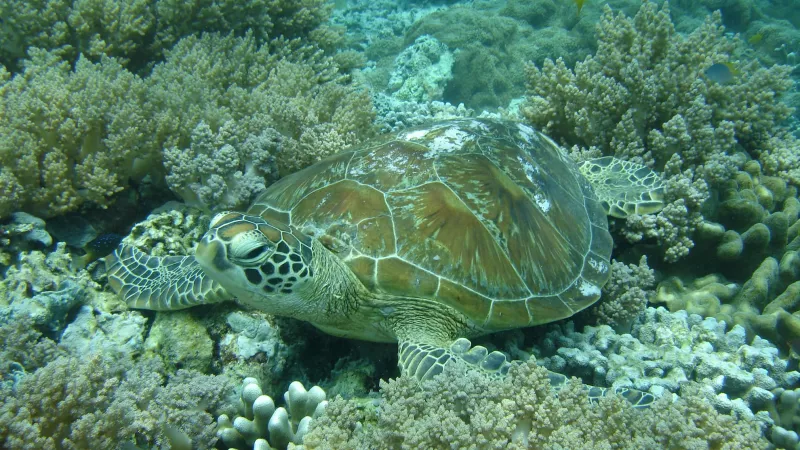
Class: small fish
748,32,763,45
71,233,123,271
704,62,737,84
574,0,586,14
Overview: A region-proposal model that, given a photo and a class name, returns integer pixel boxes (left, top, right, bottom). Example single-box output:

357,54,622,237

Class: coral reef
217,378,327,450
523,1,796,262
386,34,454,103
150,30,376,210
404,1,591,109
301,360,767,449
0,355,237,449
163,121,279,212
770,387,800,449
223,312,292,371
145,311,214,372
0,0,335,74
120,203,209,256
371,93,473,133
3,1,799,449
584,256,655,330
655,252,800,356
527,308,799,425
0,0,375,217
0,50,160,218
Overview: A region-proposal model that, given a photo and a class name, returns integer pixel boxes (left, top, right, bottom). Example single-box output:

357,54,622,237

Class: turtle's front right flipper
105,244,232,310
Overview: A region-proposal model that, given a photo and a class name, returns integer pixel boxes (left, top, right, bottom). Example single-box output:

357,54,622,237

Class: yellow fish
748,32,764,45
574,0,585,14
704,62,738,84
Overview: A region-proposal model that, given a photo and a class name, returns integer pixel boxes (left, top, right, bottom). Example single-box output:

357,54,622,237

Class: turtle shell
249,119,612,331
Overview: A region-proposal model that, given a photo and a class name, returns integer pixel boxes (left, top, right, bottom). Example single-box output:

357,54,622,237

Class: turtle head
195,212,315,313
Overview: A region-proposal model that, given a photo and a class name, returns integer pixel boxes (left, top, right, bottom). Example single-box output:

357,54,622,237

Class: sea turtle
106,118,664,407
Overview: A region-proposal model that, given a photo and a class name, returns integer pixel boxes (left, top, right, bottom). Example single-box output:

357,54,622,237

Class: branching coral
0,355,237,449
148,31,376,211
586,256,655,329
653,168,800,354
532,307,800,430
121,204,209,257
523,1,796,262
0,0,373,218
301,360,767,449
0,0,336,74
163,121,279,212
0,50,159,219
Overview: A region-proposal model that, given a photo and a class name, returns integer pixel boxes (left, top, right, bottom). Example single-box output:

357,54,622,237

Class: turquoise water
0,0,798,448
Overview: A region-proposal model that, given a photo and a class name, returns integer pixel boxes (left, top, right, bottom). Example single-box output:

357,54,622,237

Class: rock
60,306,147,358
145,311,213,372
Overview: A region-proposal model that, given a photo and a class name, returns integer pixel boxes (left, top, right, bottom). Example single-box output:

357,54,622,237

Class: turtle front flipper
547,371,655,409
105,244,231,310
579,156,666,218
398,337,512,381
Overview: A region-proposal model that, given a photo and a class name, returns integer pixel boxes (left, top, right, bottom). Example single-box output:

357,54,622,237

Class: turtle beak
196,238,232,272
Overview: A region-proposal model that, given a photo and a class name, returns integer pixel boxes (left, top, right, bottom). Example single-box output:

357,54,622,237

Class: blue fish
71,233,123,270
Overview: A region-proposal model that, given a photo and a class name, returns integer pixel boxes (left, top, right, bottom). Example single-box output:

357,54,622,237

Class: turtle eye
244,246,267,259
232,243,271,265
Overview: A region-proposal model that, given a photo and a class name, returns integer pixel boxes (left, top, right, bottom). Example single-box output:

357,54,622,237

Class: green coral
0,0,336,74
0,0,374,218
0,50,159,218
301,361,767,449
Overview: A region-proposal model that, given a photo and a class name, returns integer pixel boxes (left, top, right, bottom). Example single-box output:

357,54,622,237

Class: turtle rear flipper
398,338,512,381
105,244,231,310
580,156,665,218
547,371,655,409
398,334,655,409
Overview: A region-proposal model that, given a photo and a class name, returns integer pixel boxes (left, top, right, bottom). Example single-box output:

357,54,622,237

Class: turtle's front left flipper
105,244,232,310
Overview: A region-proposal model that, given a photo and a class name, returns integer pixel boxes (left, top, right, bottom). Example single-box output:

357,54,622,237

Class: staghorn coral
523,1,796,262
301,360,767,449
